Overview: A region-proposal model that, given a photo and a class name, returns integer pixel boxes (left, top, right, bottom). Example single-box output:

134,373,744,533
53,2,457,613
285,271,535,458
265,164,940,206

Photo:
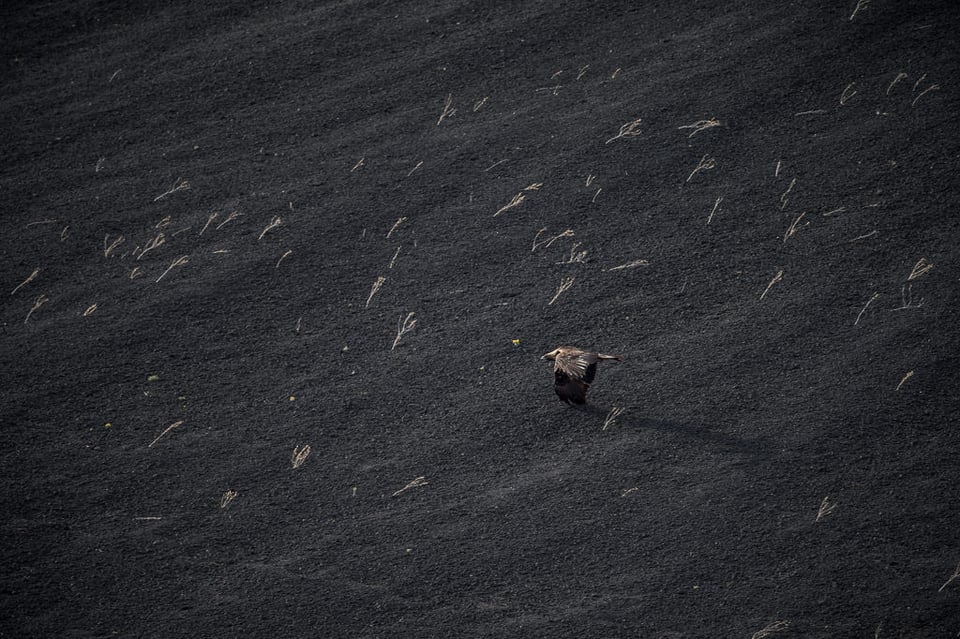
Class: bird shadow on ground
556,403,778,463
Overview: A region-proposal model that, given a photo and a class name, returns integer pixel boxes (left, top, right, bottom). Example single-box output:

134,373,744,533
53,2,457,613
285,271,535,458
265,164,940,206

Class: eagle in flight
541,347,623,404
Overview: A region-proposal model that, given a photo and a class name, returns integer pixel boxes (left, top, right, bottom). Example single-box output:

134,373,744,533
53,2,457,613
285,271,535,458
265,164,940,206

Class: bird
541,346,623,405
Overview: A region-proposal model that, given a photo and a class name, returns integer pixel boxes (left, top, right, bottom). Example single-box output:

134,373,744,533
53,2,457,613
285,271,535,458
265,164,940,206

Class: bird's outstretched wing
555,350,599,383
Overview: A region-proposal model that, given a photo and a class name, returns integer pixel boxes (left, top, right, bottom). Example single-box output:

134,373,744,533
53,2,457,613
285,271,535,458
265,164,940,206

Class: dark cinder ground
2,1,959,637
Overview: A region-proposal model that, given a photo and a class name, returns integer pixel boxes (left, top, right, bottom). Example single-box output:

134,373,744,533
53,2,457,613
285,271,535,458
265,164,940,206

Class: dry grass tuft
907,258,933,281
548,277,576,305
783,212,809,243
392,476,428,497
606,259,649,272
148,420,184,448
707,196,723,224
258,216,282,240
678,118,721,137
556,242,588,264
816,495,836,522
276,249,293,268
892,284,924,311
759,270,783,301
532,228,575,252
606,117,643,144
137,232,166,260
153,177,190,202
850,230,878,242
535,83,562,96
406,160,423,177
387,216,407,238
25,219,57,228
887,71,908,94
215,211,241,230
854,292,880,325
779,178,796,210
938,561,960,592
751,620,790,639
686,154,716,182
199,213,218,236
389,246,402,269
602,407,625,431
11,268,40,295
220,489,238,509
849,0,870,20
494,192,525,217
912,83,940,107
895,370,914,391
437,94,456,125
392,312,417,350
840,82,857,105
366,276,386,308
156,255,189,283
24,294,49,324
291,444,312,469
104,235,124,257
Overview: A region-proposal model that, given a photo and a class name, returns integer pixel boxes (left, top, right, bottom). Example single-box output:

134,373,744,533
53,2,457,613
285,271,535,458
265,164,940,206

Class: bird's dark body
542,347,621,405
554,361,596,404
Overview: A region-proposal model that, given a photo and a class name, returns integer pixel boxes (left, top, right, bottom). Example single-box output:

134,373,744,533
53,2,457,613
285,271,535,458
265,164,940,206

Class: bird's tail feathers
597,353,623,361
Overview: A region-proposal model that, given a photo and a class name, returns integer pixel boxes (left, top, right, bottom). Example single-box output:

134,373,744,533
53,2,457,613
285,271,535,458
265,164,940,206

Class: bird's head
541,348,562,361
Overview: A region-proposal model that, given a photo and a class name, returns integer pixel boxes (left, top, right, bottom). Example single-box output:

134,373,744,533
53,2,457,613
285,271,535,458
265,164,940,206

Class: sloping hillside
2,1,959,636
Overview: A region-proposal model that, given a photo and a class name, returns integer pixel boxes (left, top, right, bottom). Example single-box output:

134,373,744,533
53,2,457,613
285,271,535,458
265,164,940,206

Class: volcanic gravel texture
2,1,960,637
